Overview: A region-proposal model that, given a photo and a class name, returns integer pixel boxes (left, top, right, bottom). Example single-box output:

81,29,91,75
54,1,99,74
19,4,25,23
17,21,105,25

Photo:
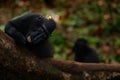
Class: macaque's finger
27,35,31,43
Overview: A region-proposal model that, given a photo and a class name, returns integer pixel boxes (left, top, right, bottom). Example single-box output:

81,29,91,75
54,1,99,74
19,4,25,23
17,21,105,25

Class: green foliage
87,37,102,46
15,0,20,5
115,38,120,47
114,15,120,32
50,32,67,58
113,55,120,62
0,25,5,30
60,14,85,28
2,0,120,62
50,32,66,46
117,5,120,13
78,27,89,36
103,15,120,36
71,16,85,27
104,23,112,36
54,53,67,60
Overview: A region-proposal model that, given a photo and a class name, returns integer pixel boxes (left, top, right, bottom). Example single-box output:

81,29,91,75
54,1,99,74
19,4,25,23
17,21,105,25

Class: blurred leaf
15,0,20,5
50,32,66,46
114,55,120,62
104,23,111,36
114,15,120,32
115,38,120,46
0,25,5,30
87,37,101,46
78,27,89,36
54,53,66,60
117,5,120,13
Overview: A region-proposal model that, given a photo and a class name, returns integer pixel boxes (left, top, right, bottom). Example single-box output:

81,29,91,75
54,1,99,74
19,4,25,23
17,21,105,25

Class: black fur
73,38,100,63
5,13,56,58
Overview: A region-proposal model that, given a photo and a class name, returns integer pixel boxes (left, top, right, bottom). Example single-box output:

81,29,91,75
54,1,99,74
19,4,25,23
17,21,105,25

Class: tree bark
0,30,120,80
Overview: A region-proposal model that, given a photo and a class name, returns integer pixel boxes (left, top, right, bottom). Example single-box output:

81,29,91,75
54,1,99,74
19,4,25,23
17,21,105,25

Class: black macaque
5,13,56,58
73,38,100,63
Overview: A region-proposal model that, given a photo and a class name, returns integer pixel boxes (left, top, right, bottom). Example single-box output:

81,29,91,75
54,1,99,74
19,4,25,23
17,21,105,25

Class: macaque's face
27,25,48,44
27,16,56,44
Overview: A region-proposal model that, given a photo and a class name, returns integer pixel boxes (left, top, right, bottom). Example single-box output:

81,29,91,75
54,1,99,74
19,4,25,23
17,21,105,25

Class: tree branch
0,30,120,80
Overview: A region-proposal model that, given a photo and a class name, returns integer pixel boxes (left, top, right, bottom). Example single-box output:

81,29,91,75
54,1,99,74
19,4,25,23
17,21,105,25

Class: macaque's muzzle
27,18,56,44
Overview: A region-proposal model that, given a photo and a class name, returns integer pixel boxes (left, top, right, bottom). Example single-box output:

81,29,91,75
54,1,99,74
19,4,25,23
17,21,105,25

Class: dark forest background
0,0,120,63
